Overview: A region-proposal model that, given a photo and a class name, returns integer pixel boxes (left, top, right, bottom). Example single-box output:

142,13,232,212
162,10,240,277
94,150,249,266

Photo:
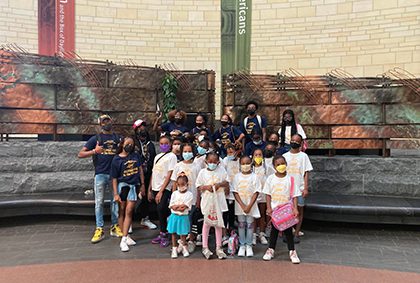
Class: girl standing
262,155,301,264
149,135,178,247
111,136,145,252
232,156,261,257
278,109,307,155
167,175,194,258
196,152,229,260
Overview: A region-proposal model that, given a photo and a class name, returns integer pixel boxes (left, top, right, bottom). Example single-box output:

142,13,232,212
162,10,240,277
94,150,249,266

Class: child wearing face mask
196,152,230,260
245,128,266,157
194,139,210,169
232,156,261,257
221,144,240,243
252,148,274,246
278,109,307,155
283,134,313,241
263,155,301,264
171,143,201,252
149,135,178,248
172,136,184,162
167,174,194,258
111,137,145,252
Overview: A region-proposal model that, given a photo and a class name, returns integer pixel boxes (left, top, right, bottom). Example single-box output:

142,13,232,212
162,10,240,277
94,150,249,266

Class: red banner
38,0,75,58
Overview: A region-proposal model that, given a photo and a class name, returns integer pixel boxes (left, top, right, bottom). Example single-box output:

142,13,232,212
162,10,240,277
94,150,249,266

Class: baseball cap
132,119,146,129
98,114,112,124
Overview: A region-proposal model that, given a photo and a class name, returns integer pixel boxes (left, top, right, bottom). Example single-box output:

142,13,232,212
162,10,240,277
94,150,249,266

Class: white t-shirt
193,154,206,169
232,173,261,218
263,174,301,209
169,190,193,215
171,161,201,204
283,151,313,192
196,165,229,212
222,157,240,200
254,165,272,203
278,124,306,145
151,152,178,192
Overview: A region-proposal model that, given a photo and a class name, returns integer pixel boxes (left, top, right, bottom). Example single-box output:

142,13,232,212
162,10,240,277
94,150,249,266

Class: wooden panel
57,124,133,135
234,90,329,106
386,140,420,149
171,90,213,113
108,68,165,89
332,125,420,138
0,83,55,109
385,104,420,124
331,88,420,104
56,87,156,112
308,139,383,149
0,123,55,134
303,126,330,139
0,109,157,125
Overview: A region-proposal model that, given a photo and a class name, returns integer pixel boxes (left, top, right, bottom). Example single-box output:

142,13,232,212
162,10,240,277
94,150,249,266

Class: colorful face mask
254,157,263,165
276,164,287,173
160,144,171,153
241,164,252,173
182,152,194,161
207,163,218,171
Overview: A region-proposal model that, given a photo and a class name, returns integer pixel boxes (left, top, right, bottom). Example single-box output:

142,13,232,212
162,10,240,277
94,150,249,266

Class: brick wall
251,0,420,76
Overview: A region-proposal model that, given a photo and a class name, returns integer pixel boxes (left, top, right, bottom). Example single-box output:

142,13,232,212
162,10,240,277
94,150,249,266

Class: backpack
244,115,262,131
92,133,120,168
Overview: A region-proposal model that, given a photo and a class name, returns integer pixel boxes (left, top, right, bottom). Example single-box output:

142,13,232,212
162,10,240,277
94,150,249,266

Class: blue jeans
94,174,118,228
237,215,254,246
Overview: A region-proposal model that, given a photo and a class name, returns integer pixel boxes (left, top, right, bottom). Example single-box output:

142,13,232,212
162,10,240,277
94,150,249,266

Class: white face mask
178,186,188,192
241,164,252,173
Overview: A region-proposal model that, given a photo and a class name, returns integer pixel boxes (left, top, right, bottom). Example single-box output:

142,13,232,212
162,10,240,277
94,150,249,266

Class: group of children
110,131,312,264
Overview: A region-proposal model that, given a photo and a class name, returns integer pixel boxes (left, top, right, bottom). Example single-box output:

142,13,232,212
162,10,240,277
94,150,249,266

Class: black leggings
223,200,235,231
152,190,171,233
269,226,294,251
136,172,152,219
191,208,203,236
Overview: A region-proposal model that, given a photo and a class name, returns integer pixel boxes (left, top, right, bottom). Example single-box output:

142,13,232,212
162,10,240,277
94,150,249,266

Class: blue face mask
197,146,207,155
182,152,194,161
207,163,218,171
226,155,235,161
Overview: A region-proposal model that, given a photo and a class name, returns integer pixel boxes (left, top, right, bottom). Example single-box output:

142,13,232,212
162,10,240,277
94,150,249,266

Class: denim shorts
297,195,305,207
118,182,138,202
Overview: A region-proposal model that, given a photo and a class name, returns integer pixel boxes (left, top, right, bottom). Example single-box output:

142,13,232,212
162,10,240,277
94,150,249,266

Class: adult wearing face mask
191,114,211,142
278,109,307,155
213,114,244,158
78,114,123,243
240,101,267,146
245,128,266,157
132,119,158,230
153,109,189,138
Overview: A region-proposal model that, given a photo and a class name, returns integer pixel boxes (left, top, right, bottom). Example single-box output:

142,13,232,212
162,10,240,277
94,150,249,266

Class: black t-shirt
111,152,142,185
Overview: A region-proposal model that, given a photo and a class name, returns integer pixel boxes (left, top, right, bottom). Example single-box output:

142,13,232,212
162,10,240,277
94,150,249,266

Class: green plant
162,74,179,122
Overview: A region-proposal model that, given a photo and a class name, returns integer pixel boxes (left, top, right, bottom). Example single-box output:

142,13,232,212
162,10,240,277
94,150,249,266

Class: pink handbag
271,177,298,231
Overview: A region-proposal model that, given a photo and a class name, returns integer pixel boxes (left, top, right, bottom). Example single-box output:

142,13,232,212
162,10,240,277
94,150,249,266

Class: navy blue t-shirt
213,126,242,147
84,133,121,175
245,141,267,157
111,152,142,185
161,122,189,134
240,115,267,143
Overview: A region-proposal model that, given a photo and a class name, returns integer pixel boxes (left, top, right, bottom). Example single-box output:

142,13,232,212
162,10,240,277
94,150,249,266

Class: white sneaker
259,232,268,245
187,241,196,253
128,225,133,234
196,234,203,246
120,238,129,252
289,250,301,264
202,248,213,260
177,240,184,253
263,248,274,261
182,245,190,257
238,246,246,257
171,247,178,259
141,218,157,230
216,247,227,260
252,233,257,246
246,245,254,257
126,235,136,246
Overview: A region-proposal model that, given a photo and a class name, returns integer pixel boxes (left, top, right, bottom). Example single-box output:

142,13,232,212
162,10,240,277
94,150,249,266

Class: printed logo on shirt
226,161,239,180
237,180,253,200
271,183,289,204
287,156,301,175
221,131,231,146
123,160,139,177
246,121,256,135
102,140,118,155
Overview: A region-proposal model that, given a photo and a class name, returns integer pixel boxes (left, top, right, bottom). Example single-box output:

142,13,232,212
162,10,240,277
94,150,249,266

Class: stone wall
1,141,419,198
